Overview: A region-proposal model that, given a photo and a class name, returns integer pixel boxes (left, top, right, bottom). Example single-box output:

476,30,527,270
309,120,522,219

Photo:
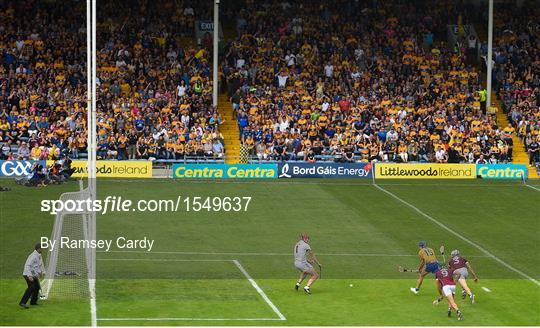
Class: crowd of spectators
95,0,226,161
1,0,88,162
1,0,537,165
492,3,539,167
1,0,226,162
223,0,517,164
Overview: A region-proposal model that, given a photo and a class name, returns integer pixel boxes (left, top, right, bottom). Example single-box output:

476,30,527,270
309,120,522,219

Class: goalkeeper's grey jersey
294,240,311,263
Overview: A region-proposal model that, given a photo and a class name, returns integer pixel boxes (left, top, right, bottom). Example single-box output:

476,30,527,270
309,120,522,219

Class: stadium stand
218,93,241,163
0,0,87,161
221,0,527,164
491,3,539,173
95,1,228,163
1,0,537,169
0,0,227,163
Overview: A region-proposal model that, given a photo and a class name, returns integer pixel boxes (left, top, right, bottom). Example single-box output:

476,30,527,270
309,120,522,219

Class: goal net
41,183,96,299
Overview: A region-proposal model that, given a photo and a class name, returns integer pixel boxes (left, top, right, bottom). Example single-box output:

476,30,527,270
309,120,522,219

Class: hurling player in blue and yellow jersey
410,241,439,294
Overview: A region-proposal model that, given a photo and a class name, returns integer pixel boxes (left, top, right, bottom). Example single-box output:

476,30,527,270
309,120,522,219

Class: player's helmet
300,233,310,242
451,249,460,257
418,240,426,248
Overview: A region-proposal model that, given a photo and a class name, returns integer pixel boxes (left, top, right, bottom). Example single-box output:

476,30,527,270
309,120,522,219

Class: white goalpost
88,1,97,324
41,1,97,325
41,181,93,299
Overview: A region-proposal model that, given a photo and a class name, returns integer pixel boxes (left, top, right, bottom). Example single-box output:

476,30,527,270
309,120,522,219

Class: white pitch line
97,318,283,321
97,258,231,262
97,250,489,258
94,258,286,321
482,287,492,293
233,260,286,321
525,184,540,191
98,251,418,257
102,178,524,187
174,181,524,188
373,184,540,287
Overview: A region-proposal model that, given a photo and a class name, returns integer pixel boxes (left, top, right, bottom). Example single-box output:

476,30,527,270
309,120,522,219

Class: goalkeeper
19,243,45,309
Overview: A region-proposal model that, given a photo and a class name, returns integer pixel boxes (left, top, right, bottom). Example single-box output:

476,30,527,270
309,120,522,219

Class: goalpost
41,1,97,320
41,181,94,299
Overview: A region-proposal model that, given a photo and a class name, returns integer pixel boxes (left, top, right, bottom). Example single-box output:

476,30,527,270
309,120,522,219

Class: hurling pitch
1,178,539,326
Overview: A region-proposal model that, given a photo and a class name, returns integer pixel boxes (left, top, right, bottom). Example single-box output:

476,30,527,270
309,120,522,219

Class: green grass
1,178,539,325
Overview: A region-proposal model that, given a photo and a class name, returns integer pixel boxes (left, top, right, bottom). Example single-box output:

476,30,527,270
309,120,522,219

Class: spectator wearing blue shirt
134,118,145,132
212,139,224,158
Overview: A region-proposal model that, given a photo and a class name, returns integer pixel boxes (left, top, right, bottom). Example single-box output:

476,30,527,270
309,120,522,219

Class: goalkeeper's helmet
300,233,310,242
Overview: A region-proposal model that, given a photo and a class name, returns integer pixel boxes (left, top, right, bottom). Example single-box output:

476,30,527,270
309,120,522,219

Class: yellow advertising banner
47,160,152,178
375,163,476,179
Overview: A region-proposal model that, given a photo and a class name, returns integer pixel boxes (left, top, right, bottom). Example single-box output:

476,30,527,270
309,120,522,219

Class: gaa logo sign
0,160,43,177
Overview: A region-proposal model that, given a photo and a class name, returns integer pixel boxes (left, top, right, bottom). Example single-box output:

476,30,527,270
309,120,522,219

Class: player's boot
303,286,311,294
461,289,467,299
410,287,419,294
470,294,475,304
447,308,452,317
295,283,300,291
457,310,463,321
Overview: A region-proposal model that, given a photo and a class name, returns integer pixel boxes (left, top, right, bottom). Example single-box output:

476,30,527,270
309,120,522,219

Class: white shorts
442,284,456,297
453,267,469,279
295,261,314,273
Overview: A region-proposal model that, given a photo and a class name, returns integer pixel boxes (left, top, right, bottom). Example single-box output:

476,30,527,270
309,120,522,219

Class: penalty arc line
373,184,540,287
233,260,286,321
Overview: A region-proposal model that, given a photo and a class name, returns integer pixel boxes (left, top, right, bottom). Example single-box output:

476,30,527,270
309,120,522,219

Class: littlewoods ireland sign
375,163,476,179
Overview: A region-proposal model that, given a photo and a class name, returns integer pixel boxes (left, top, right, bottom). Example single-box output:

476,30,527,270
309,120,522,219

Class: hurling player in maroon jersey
433,267,463,321
449,249,478,303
